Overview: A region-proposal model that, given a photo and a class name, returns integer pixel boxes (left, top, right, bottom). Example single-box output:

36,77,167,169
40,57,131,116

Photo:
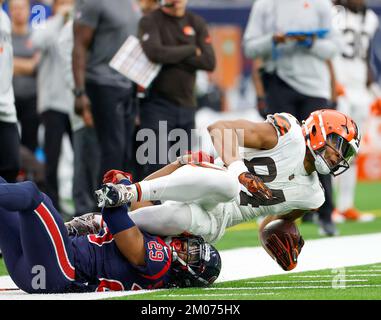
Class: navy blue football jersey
70,228,172,292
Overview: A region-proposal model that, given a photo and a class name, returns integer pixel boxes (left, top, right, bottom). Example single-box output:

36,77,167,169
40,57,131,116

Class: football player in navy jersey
0,176,221,293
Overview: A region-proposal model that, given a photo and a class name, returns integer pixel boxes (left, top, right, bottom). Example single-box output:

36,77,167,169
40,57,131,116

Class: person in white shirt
0,0,20,182
333,0,380,221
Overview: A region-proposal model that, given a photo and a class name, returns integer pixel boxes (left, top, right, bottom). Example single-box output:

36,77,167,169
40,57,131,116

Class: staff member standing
243,0,342,236
73,0,142,183
0,0,20,182
10,0,40,154
30,0,74,211
138,0,216,176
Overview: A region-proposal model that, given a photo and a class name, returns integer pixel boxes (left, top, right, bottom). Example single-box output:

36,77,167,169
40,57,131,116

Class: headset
159,0,175,8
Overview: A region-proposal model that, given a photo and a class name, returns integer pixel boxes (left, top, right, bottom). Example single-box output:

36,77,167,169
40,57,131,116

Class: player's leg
0,205,37,293
129,201,214,240
129,201,193,236
0,177,28,289
0,181,75,293
131,165,240,209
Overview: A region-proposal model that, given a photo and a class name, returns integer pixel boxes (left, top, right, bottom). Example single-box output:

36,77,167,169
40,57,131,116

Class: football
260,219,300,245
259,219,303,271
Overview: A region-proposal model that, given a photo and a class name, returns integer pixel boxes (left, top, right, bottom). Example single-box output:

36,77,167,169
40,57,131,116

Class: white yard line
245,279,369,284
158,293,278,298
290,274,381,278
347,269,381,272
204,285,381,290
1,232,381,300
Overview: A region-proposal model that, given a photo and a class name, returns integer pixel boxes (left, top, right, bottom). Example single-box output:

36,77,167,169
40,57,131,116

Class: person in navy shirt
0,176,221,293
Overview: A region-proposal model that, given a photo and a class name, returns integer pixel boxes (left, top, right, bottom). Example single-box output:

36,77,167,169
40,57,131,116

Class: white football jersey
333,7,379,89
225,113,325,228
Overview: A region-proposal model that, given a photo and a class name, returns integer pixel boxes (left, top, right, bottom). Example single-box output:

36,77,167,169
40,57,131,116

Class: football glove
103,170,133,184
264,233,305,271
238,172,273,202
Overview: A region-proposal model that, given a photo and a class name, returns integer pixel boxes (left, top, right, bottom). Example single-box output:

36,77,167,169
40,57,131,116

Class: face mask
314,154,331,175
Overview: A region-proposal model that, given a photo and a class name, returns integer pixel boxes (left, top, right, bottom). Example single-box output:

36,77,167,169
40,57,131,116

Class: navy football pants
0,178,75,293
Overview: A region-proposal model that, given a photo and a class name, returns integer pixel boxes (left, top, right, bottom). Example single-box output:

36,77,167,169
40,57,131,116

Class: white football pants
129,164,240,241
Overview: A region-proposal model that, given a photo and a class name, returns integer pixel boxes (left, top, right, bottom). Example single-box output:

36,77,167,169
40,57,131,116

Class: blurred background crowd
1,0,381,236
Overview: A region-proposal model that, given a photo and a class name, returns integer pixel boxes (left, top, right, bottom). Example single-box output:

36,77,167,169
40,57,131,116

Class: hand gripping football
260,219,304,271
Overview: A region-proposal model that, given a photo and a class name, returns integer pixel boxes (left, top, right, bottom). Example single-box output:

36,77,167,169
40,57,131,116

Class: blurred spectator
58,18,100,216
17,145,45,189
333,0,380,221
0,0,21,182
30,0,74,211
196,71,223,112
243,0,342,236
138,0,159,15
73,0,142,183
251,58,267,118
138,0,216,176
2,0,52,20
10,0,40,153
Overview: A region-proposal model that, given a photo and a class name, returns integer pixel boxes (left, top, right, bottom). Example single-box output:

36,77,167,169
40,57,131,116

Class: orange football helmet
302,109,361,176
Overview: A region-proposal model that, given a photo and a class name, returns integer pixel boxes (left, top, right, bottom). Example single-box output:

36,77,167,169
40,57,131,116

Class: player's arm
208,119,276,199
207,119,278,166
102,205,146,266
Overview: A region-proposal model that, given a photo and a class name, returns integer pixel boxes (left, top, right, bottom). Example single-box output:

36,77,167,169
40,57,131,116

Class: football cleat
95,183,134,208
317,219,339,237
340,208,375,222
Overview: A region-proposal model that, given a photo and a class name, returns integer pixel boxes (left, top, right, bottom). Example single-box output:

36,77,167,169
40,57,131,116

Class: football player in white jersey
332,0,380,220
94,109,360,271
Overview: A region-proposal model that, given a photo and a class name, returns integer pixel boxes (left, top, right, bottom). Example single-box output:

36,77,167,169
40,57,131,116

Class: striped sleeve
266,113,293,137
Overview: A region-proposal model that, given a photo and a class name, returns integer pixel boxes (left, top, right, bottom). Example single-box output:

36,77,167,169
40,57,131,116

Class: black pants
139,96,196,177
265,73,329,121
86,82,136,184
72,127,100,216
0,121,20,182
264,73,334,223
41,110,72,211
15,95,39,153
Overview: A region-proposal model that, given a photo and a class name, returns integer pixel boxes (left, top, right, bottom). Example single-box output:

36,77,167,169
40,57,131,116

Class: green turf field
115,263,381,300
